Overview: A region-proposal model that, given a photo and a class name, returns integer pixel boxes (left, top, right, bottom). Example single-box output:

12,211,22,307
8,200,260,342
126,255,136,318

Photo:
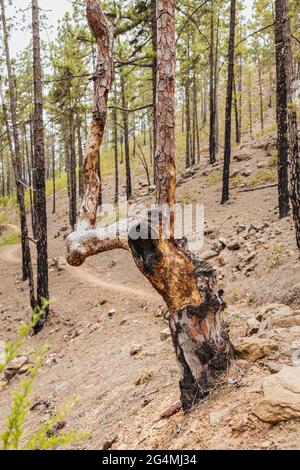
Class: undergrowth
0,304,89,450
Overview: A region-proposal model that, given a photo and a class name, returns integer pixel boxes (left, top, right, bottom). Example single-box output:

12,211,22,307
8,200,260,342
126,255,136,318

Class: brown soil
0,136,300,450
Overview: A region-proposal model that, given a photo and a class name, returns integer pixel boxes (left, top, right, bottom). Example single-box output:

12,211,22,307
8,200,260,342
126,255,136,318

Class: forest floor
1,130,300,450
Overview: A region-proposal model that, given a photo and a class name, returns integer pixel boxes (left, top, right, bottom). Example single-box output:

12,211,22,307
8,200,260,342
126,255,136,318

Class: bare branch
66,221,130,267
108,104,153,113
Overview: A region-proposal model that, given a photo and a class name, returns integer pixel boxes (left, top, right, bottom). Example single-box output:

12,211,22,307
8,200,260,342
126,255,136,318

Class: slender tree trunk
23,123,34,223
151,0,157,184
120,73,132,200
248,68,253,139
274,1,290,219
185,39,191,169
68,106,77,229
0,0,34,286
52,133,56,215
258,58,264,130
77,112,84,198
275,0,300,248
221,0,236,204
32,0,49,330
268,68,273,108
193,73,200,164
209,9,216,164
113,85,119,205
238,54,242,141
202,74,208,126
234,77,240,144
29,116,37,236
0,136,5,197
214,18,220,154
148,108,153,166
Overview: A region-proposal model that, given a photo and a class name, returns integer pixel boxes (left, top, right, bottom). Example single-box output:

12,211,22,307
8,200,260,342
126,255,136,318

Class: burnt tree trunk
274,1,290,219
209,9,216,164
221,0,236,205
234,77,240,145
193,72,200,164
113,84,119,205
276,0,300,252
151,0,157,183
120,72,132,200
0,136,4,197
52,132,56,215
248,68,253,138
258,59,264,131
23,123,34,223
32,0,49,330
185,39,191,169
66,0,232,412
68,106,77,230
238,54,242,141
77,112,84,198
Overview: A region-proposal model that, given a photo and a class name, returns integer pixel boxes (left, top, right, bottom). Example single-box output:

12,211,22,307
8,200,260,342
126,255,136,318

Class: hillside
1,132,300,450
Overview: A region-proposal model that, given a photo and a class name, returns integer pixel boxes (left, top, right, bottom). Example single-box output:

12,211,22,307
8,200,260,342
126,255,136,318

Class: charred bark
274,1,290,219
277,0,300,253
66,0,232,411
32,0,49,330
221,0,236,205
151,0,157,183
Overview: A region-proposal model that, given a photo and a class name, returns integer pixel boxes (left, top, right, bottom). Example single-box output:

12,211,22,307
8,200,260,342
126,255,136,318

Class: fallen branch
108,103,153,113
238,183,278,193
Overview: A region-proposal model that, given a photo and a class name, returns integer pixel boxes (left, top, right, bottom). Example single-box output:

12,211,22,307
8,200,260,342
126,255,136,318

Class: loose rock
254,366,300,423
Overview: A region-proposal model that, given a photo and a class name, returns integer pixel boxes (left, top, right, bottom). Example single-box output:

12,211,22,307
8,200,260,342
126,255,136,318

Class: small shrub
206,172,221,185
269,150,278,168
247,168,277,187
0,231,20,248
272,243,282,268
0,305,89,450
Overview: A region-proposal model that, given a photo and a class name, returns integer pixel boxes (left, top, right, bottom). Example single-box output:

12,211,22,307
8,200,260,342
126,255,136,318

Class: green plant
0,213,9,226
269,150,278,168
0,305,89,450
0,231,20,248
206,172,221,185
247,168,277,188
272,243,282,268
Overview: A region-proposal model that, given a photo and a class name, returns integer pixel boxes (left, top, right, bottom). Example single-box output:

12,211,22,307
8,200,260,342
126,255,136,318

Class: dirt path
0,244,20,263
0,242,160,301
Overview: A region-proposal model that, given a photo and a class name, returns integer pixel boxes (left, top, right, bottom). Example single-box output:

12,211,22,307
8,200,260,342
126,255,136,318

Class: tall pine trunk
151,0,157,183
274,1,290,219
32,0,49,330
258,59,264,131
77,112,84,198
275,0,300,251
221,0,236,204
121,73,132,200
209,9,217,164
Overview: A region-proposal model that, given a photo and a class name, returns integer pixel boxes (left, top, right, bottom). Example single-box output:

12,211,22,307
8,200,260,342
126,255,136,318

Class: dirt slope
0,135,300,450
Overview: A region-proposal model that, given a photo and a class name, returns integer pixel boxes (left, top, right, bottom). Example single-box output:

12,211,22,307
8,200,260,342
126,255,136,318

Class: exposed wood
66,0,232,412
79,0,114,229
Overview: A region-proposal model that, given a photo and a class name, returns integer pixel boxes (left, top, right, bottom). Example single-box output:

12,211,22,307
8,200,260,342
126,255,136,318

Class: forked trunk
66,0,232,411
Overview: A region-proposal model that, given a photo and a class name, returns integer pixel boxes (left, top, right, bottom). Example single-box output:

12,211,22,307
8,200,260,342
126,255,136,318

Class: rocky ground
0,131,300,450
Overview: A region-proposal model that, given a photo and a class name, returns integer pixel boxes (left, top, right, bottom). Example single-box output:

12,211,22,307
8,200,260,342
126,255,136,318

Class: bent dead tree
66,0,232,411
